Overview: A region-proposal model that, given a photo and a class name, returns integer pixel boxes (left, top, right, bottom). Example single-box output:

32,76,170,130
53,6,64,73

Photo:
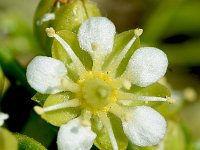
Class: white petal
126,47,168,87
0,112,9,126
57,118,96,150
26,56,67,94
122,106,166,146
78,17,115,56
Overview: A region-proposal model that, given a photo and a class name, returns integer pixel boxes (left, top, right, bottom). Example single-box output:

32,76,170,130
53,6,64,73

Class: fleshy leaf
52,30,93,80
0,128,18,150
41,92,80,126
92,113,128,150
15,133,47,150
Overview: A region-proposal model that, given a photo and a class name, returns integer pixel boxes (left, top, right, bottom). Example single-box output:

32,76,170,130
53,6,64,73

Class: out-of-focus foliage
0,128,18,150
0,66,4,95
15,133,47,150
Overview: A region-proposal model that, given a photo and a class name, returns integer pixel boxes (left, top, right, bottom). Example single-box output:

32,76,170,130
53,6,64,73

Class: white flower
0,112,9,126
27,17,170,150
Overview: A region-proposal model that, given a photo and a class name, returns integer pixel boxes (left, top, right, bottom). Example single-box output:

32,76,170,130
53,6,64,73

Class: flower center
82,79,112,109
77,72,117,112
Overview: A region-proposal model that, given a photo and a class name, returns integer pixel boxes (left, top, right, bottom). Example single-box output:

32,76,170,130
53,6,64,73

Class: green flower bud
34,0,101,55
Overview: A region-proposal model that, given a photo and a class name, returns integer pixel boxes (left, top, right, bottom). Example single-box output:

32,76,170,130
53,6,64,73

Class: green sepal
52,30,92,80
15,133,47,150
41,92,80,126
0,128,18,150
103,29,140,76
31,93,49,106
92,113,128,150
123,82,171,107
34,0,101,55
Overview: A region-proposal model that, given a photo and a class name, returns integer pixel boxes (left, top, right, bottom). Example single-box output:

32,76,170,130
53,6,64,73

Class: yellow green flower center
76,72,117,113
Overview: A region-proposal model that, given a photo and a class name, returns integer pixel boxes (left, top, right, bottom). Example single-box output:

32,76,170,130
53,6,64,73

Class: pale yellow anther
46,27,56,37
34,106,44,115
167,98,175,104
123,80,132,90
134,28,143,38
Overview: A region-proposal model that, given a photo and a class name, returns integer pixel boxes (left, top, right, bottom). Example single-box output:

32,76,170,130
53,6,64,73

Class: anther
34,106,44,115
46,27,56,37
134,28,143,38
123,80,132,90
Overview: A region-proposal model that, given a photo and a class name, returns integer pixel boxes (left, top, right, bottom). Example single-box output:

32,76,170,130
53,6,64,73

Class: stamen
46,27,87,77
61,78,80,92
34,99,80,114
81,110,92,126
122,80,132,90
104,28,143,77
134,28,143,38
98,112,119,150
118,91,169,102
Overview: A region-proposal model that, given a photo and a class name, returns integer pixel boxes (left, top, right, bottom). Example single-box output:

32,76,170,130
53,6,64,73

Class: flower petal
122,106,166,146
57,118,96,150
78,17,115,56
0,112,9,126
26,56,67,94
126,47,168,87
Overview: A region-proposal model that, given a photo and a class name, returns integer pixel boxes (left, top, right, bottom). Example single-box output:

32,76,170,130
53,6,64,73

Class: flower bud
34,0,101,55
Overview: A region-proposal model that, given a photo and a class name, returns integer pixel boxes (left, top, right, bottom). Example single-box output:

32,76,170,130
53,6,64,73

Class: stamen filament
118,91,169,102
81,109,92,126
91,52,104,72
46,27,87,77
105,28,143,76
34,99,80,115
98,112,118,150
109,103,133,121
61,78,80,92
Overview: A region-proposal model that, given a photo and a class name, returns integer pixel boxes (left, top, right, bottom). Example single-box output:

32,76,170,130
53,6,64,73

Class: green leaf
0,128,18,150
52,30,93,80
15,133,47,150
92,113,128,150
41,92,80,126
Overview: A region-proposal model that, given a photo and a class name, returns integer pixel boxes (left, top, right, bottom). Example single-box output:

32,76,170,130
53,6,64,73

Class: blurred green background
0,0,200,149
